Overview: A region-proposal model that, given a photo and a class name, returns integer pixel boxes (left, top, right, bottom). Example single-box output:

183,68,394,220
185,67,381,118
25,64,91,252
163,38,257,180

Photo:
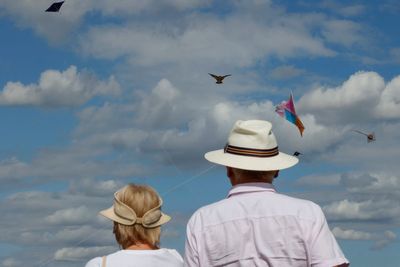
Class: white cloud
0,66,120,107
75,102,137,136
338,5,366,17
324,199,368,220
298,71,400,124
0,145,142,187
161,228,181,239
323,199,400,222
321,20,365,47
374,75,400,118
54,226,114,245
69,178,123,197
389,47,400,63
332,227,373,240
372,232,396,250
268,65,305,80
79,11,335,67
45,206,93,225
54,246,115,261
0,188,120,260
9,227,110,248
292,114,347,153
328,125,400,174
297,173,341,187
93,0,210,15
1,258,21,267
135,79,183,129
319,1,366,17
340,173,400,195
0,157,29,182
332,227,397,250
299,71,384,111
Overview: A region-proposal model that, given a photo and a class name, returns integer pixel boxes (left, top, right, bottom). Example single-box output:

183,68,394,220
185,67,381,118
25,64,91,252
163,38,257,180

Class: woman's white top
85,248,183,267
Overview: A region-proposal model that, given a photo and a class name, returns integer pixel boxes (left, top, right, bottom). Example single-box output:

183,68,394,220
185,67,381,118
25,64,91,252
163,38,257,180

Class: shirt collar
227,182,276,198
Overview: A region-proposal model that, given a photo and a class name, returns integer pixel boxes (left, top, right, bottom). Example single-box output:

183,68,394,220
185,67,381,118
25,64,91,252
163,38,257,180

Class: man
184,120,349,267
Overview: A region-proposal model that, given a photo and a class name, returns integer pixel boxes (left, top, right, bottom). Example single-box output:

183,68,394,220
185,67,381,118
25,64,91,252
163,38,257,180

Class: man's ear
227,167,237,186
226,166,234,178
274,170,279,178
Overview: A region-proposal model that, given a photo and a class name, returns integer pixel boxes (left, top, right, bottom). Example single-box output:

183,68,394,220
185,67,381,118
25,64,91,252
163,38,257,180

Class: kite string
36,228,104,267
159,142,186,180
157,141,217,196
161,165,216,197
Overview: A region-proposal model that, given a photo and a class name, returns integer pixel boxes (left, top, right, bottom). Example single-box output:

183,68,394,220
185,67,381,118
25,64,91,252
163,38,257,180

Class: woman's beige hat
100,190,171,228
205,120,298,171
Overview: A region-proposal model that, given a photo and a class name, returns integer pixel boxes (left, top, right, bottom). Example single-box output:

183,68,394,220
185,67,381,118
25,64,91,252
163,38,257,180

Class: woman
85,184,183,267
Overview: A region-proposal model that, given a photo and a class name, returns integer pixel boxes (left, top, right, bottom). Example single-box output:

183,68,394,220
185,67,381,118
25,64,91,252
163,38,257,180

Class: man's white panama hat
205,120,298,171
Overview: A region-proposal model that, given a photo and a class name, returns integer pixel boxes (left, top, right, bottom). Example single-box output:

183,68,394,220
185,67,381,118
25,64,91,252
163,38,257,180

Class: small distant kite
293,151,302,157
209,73,231,84
45,1,65,12
352,130,376,143
275,93,305,136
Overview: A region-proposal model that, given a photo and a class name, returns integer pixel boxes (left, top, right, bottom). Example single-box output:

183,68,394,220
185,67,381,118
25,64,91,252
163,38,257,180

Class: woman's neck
126,243,156,250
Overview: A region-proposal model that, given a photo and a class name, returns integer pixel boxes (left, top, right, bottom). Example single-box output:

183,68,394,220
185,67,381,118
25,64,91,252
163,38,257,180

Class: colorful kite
275,93,305,136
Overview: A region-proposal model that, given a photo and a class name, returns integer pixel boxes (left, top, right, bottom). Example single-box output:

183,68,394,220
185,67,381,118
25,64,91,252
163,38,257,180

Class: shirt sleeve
84,257,101,267
168,249,184,265
184,215,200,267
309,205,349,267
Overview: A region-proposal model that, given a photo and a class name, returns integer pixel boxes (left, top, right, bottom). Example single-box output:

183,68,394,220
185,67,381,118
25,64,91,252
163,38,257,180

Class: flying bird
208,73,231,84
293,151,302,157
275,93,305,136
352,130,376,143
45,1,65,12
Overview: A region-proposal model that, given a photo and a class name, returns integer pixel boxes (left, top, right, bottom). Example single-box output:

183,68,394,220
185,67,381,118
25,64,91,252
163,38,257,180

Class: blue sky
1,0,400,266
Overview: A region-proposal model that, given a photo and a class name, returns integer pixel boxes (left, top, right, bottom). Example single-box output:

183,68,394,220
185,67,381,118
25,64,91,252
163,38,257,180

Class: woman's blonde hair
112,184,162,249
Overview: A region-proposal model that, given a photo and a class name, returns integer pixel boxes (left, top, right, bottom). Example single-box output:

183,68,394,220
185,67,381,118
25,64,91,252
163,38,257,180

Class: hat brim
205,149,298,171
99,207,171,227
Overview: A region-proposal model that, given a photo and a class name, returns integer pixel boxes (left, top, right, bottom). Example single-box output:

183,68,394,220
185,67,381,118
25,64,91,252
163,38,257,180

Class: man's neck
230,178,273,186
